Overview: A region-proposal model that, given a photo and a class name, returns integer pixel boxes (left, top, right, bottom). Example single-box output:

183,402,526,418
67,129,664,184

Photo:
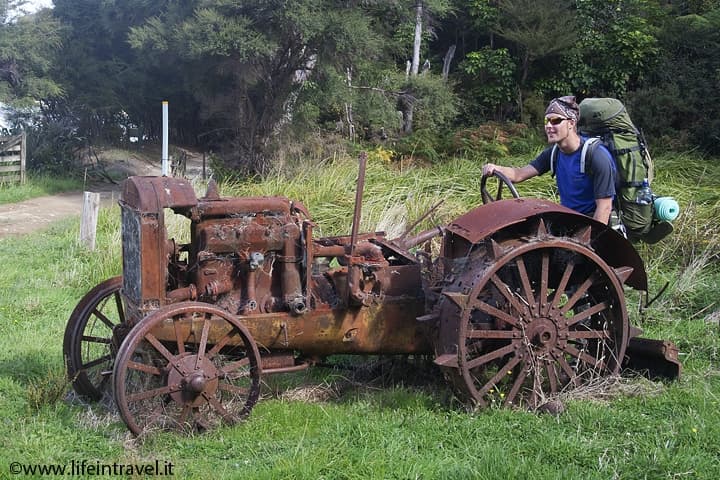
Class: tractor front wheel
113,302,262,435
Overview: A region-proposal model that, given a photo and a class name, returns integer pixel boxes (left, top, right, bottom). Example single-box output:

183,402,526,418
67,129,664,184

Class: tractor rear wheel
63,276,125,400
436,225,631,409
113,302,261,435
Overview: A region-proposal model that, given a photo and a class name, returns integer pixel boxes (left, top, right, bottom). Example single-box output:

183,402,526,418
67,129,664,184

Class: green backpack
552,97,660,241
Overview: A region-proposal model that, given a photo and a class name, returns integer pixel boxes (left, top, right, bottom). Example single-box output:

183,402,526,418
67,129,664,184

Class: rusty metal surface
148,296,432,355
121,176,197,213
446,198,571,244
63,276,124,400
197,196,291,218
625,337,682,379
113,302,262,435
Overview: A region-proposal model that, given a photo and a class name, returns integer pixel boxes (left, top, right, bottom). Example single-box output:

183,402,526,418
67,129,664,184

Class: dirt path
0,148,207,239
1,192,95,238
0,187,126,238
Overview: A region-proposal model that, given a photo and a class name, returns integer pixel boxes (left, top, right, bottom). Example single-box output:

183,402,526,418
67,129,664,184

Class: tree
126,0,395,171
459,46,515,121
0,2,62,109
399,0,452,133
629,8,720,153
489,0,578,120
50,0,183,141
494,0,578,88
572,0,660,97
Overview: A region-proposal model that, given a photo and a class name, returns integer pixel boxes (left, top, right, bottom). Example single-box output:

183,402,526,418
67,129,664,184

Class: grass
0,149,719,479
0,174,83,204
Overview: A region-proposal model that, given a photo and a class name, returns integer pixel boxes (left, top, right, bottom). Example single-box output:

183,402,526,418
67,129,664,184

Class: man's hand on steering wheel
481,167,520,204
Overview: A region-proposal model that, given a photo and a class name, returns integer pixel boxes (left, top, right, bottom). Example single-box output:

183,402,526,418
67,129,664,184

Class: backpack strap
580,137,601,174
613,145,642,156
550,145,558,176
550,137,600,177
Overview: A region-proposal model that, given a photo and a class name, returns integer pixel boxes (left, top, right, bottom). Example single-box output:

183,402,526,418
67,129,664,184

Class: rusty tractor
63,154,680,435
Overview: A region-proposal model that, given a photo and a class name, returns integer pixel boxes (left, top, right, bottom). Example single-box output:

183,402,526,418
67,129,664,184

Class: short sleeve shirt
530,138,616,216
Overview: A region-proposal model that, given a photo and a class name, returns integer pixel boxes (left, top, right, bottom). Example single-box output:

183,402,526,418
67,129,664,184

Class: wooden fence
0,132,26,184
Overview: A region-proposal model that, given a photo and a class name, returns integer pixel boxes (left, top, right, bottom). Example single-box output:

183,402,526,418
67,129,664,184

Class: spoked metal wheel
63,276,126,400
437,224,631,409
113,302,261,435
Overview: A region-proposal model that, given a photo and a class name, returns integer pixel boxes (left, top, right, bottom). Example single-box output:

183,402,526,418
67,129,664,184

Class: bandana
545,96,579,122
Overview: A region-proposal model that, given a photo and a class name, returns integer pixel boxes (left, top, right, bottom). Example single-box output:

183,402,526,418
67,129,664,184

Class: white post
162,100,169,176
80,192,101,250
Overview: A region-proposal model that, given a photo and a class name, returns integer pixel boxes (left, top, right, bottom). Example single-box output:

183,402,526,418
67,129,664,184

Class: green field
1,152,718,479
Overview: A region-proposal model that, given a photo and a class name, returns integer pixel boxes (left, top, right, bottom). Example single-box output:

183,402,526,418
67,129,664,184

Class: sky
18,0,53,15
32,0,53,9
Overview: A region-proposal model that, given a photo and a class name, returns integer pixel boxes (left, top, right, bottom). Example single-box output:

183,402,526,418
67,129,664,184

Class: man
483,96,616,224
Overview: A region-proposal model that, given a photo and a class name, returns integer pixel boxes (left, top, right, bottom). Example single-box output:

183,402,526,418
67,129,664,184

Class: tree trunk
400,94,414,134
411,1,423,76
442,45,456,80
404,0,424,134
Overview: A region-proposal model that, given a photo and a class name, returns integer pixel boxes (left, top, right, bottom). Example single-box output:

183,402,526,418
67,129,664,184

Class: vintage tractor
63,155,681,435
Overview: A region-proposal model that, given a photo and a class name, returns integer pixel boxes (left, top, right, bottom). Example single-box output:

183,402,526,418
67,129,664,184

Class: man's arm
482,164,539,183
593,197,613,224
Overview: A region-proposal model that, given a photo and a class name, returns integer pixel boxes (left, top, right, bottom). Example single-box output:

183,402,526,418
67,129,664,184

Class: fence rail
0,132,26,184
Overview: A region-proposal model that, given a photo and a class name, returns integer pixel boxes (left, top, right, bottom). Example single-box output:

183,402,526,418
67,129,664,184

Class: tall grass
0,150,718,479
0,174,82,204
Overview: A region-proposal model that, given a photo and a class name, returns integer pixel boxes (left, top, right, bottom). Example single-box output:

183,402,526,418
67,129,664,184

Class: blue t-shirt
530,138,616,216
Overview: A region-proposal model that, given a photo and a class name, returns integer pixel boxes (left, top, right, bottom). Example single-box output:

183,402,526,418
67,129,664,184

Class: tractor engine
189,194,307,317
119,176,309,323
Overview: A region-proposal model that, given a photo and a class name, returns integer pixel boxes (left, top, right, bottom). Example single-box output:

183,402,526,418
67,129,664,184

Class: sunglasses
544,117,568,126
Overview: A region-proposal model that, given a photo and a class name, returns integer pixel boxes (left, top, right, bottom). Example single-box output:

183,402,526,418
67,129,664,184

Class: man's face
544,115,573,144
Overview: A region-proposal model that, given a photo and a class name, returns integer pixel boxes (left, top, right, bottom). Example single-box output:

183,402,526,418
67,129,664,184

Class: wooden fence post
20,131,26,184
80,192,100,250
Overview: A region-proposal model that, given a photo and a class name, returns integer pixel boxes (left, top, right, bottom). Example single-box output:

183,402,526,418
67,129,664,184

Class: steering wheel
481,171,520,204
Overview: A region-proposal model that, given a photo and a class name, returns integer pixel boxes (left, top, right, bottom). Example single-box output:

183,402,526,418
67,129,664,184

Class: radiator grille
121,206,142,304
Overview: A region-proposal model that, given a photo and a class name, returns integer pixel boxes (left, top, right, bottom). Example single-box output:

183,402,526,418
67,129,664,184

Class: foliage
22,116,86,174
493,0,579,87
403,73,459,131
392,127,446,163
0,173,81,204
459,47,515,121
4,0,720,170
628,9,720,154
0,3,62,107
573,0,661,96
450,121,531,161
